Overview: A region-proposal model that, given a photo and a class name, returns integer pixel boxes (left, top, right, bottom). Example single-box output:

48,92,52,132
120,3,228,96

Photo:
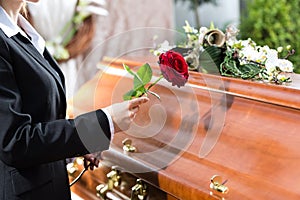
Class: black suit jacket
0,29,111,199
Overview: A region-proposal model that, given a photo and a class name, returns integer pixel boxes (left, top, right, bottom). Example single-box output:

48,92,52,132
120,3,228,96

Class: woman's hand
104,97,149,132
83,152,101,170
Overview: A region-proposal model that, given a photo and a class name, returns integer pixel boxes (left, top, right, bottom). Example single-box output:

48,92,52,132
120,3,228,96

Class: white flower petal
277,59,294,72
80,0,106,6
77,6,109,16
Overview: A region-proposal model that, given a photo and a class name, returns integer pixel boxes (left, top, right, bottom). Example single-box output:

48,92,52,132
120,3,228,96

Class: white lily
152,40,175,56
277,59,294,72
77,5,109,16
80,0,106,6
78,0,108,16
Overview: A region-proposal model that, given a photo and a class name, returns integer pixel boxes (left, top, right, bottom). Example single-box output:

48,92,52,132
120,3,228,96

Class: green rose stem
146,74,164,91
140,74,164,100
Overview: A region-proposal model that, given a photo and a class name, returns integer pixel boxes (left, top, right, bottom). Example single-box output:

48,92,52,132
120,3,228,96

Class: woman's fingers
129,107,139,119
104,97,149,132
130,105,139,113
128,97,149,110
128,97,148,119
83,153,100,171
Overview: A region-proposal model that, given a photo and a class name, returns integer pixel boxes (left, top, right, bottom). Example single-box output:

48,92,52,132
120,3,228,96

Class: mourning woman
0,0,148,199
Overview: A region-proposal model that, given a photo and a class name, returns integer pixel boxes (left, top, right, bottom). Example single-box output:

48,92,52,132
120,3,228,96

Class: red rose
159,50,189,87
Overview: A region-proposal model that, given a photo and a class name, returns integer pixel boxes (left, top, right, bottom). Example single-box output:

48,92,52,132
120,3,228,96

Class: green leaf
137,63,153,85
199,46,224,74
123,64,136,77
123,64,144,90
133,76,146,90
123,63,159,100
123,90,136,100
239,63,262,79
135,90,144,98
123,86,148,100
133,64,152,90
136,85,147,94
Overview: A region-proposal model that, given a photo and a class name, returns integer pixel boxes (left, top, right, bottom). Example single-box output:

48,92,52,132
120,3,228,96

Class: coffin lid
71,56,300,200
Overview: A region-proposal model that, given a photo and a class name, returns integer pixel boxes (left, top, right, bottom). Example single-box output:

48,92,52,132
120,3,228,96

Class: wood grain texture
70,57,300,200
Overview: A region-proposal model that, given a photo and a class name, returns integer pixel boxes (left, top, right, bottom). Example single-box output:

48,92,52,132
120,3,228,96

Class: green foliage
123,63,151,100
220,49,262,79
199,46,224,74
239,0,300,73
199,46,262,80
123,63,162,100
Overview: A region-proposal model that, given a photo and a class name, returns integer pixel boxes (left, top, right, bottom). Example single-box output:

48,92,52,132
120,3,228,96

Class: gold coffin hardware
210,175,229,194
67,157,84,175
204,29,225,47
96,166,121,199
66,162,78,175
131,179,148,200
96,168,148,200
122,138,137,153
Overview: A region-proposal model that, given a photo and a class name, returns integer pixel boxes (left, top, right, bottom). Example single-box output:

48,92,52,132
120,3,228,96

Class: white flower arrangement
153,21,295,84
227,37,294,83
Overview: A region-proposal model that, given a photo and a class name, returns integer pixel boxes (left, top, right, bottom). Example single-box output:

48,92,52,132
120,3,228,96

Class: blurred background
27,0,300,98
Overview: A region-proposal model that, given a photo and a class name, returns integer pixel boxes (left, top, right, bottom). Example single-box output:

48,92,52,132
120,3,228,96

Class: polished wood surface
69,56,300,200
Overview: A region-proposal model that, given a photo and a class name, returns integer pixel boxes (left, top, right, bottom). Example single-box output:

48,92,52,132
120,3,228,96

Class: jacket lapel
43,48,66,90
12,33,66,94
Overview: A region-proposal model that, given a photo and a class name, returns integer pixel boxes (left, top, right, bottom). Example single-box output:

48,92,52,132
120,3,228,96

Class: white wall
174,0,240,30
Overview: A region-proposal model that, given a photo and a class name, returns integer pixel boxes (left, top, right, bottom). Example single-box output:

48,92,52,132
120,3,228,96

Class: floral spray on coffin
153,21,295,85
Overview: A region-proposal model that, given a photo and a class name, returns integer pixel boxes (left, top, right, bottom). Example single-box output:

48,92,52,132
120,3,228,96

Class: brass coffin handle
96,168,148,200
67,157,84,175
210,175,229,194
122,138,137,154
96,166,121,199
131,179,148,200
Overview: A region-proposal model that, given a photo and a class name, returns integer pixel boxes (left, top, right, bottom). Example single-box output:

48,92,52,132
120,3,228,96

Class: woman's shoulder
0,28,9,46
0,29,11,60
0,28,6,39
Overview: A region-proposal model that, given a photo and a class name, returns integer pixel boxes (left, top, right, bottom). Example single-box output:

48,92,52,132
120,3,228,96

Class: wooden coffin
68,56,300,200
